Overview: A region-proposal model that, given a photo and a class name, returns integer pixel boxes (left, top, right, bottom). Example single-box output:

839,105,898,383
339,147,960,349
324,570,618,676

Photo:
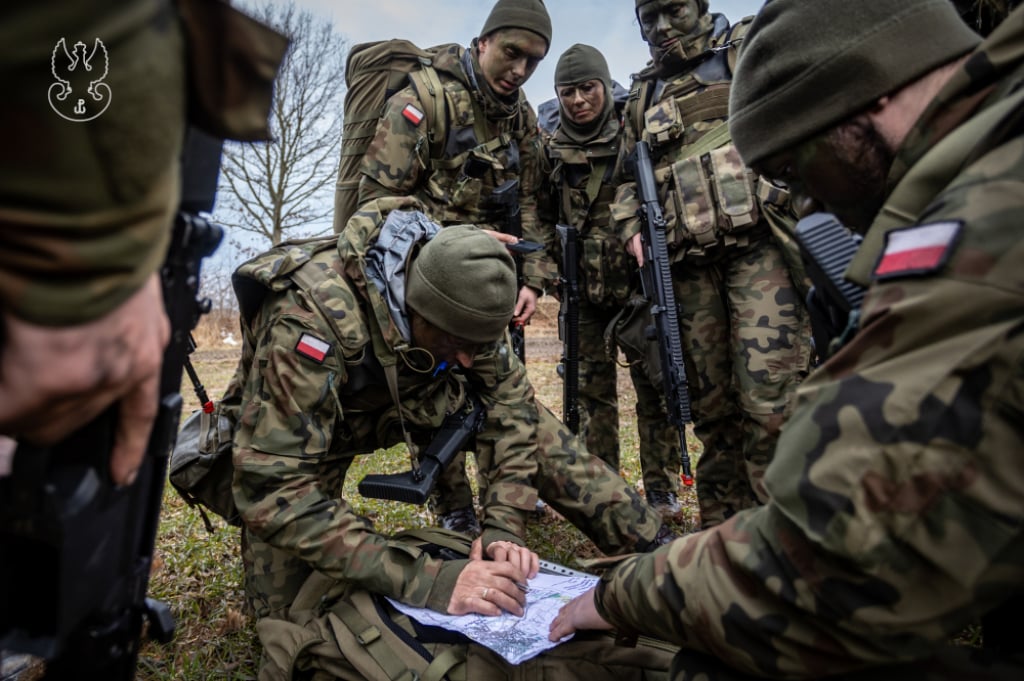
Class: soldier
550,0,1024,678
610,0,812,528
228,199,674,672
357,0,558,535
539,44,682,517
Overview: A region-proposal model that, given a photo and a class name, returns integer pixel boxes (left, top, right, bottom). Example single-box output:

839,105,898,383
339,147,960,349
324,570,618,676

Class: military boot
436,505,482,537
646,489,682,518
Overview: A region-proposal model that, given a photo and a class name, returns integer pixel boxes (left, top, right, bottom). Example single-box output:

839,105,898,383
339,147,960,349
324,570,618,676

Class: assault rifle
793,213,865,363
358,393,485,505
0,129,224,679
629,141,694,486
556,223,581,433
490,179,528,362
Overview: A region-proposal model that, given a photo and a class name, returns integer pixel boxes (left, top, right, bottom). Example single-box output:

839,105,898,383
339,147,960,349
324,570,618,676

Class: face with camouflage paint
754,114,896,233
477,28,548,97
557,79,606,127
409,310,483,371
637,0,704,50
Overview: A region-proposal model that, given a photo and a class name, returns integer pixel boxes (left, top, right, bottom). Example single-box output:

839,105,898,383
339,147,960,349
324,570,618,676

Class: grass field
133,297,701,679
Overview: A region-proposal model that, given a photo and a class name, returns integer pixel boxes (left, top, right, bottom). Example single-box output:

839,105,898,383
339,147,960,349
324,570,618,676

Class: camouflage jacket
0,1,182,325
595,14,1024,678
357,43,557,292
539,117,637,307
609,15,788,263
230,198,542,613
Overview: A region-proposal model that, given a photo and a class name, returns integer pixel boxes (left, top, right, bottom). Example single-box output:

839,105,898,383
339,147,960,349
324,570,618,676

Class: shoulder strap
628,78,654,137
678,119,733,159
290,263,419,461
408,65,448,160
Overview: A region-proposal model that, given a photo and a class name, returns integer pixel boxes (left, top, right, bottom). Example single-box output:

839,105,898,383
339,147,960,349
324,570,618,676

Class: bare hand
448,559,528,617
513,286,539,326
626,233,644,267
0,274,169,486
482,229,519,245
548,587,612,640
485,539,539,580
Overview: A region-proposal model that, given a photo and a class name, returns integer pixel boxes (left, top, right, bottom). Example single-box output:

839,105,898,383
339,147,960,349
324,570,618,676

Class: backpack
169,382,244,531
257,527,678,681
332,39,449,233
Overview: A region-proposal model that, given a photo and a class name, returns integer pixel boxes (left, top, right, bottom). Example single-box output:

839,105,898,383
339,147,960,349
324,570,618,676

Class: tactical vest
547,133,634,305
413,47,533,226
628,16,770,258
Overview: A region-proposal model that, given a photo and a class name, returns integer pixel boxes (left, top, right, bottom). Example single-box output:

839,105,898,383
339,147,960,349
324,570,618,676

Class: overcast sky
208,1,765,271
295,0,765,108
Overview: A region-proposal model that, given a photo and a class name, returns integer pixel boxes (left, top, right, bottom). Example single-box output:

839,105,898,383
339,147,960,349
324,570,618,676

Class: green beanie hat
555,43,611,86
481,0,552,49
405,225,517,343
729,0,981,167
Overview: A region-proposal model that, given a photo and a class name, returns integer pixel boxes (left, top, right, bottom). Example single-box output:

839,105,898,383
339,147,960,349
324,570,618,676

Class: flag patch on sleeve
295,333,331,363
873,221,962,280
402,104,425,126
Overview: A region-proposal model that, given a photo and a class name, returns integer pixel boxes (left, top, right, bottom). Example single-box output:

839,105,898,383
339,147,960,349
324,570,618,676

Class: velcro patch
873,221,962,280
295,333,331,363
401,104,425,126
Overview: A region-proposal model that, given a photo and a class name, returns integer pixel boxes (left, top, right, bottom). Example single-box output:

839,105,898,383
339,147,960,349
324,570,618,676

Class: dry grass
137,297,700,679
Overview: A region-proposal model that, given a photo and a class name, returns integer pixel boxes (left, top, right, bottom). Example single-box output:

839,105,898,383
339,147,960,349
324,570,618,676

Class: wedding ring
482,587,490,599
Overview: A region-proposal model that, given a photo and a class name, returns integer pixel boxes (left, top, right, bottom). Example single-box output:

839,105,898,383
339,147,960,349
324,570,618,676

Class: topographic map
388,570,598,664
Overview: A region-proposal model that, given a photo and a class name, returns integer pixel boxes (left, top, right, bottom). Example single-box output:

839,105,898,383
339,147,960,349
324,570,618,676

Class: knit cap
555,43,611,87
480,0,552,49
405,225,517,343
729,0,981,167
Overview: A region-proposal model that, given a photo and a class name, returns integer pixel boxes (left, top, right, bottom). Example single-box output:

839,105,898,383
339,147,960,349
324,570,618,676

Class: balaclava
553,43,618,145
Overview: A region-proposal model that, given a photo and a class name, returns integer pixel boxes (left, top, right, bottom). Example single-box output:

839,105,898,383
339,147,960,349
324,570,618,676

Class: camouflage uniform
594,14,1024,679
539,106,681,500
229,199,664,622
358,42,557,519
611,12,811,527
0,0,184,325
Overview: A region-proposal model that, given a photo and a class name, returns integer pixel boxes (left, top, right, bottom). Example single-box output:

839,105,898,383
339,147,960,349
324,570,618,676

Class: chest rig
414,50,530,226
628,17,767,257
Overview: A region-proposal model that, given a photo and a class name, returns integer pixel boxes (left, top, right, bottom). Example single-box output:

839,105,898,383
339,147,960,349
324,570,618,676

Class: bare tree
217,1,347,246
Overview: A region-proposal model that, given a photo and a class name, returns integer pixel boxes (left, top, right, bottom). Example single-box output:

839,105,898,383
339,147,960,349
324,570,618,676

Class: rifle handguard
358,394,486,504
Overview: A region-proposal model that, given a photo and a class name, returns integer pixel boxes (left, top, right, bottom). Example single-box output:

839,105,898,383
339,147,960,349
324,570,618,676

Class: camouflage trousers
243,401,664,619
516,401,664,550
671,235,811,528
576,296,681,495
432,297,681,512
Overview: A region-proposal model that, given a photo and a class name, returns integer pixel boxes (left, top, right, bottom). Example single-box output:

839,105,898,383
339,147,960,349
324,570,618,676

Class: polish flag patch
873,221,962,280
295,333,331,363
401,104,425,126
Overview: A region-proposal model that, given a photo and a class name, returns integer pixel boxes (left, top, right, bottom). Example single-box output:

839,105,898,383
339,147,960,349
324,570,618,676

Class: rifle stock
0,130,224,679
629,141,694,486
556,224,581,434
